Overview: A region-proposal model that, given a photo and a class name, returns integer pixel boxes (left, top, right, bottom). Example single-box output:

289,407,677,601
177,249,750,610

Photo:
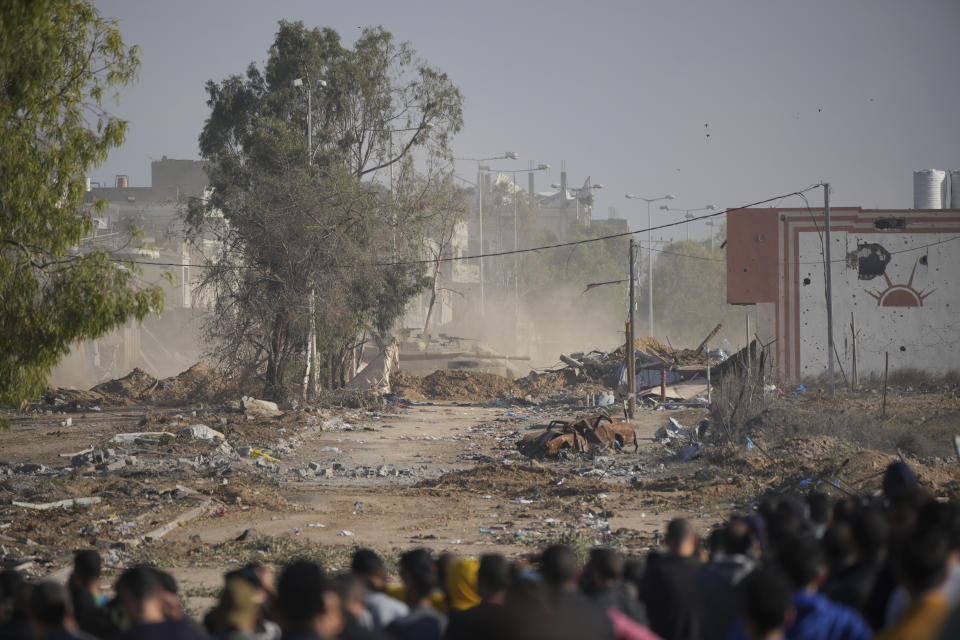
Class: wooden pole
850,312,857,391
824,183,836,397
628,239,637,419
746,312,752,379
882,351,889,417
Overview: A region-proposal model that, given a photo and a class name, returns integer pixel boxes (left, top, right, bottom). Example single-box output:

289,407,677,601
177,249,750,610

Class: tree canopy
0,0,162,414
190,22,464,398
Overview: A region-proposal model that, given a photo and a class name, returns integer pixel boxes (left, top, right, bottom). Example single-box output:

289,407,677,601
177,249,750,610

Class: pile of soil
419,370,515,402
91,368,157,399
142,363,230,406
417,463,609,499
391,371,425,401
46,363,232,410
392,368,609,403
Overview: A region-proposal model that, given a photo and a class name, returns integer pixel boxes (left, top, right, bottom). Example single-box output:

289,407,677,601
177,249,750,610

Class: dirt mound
516,371,574,395
417,463,609,498
391,371,425,401
144,363,230,406
419,370,514,402
44,363,232,409
91,368,157,400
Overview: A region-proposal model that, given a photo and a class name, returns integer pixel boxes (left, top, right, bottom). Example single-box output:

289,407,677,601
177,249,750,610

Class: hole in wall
874,217,906,231
846,243,891,280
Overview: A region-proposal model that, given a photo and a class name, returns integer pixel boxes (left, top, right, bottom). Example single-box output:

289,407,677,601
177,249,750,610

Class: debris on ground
242,396,283,419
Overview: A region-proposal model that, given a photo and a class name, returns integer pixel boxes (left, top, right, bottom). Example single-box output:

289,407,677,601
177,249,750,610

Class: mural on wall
865,258,935,307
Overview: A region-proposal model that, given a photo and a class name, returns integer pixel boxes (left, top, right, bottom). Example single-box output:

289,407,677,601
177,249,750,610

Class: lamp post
292,77,328,165
704,220,716,252
659,204,716,241
455,152,520,315
625,193,675,337
292,75,327,400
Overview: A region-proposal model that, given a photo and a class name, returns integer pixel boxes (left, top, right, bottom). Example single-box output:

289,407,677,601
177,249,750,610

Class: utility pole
307,83,312,166
628,239,637,419
647,201,654,337
824,183,835,397
478,167,484,315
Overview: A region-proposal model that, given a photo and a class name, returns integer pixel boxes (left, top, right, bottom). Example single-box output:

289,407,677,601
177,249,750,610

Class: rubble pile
42,363,232,410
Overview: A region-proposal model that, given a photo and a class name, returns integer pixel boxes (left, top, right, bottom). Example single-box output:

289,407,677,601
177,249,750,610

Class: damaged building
727,204,960,382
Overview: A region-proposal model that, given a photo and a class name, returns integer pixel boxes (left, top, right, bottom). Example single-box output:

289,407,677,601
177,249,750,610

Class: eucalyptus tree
0,0,163,417
189,22,463,398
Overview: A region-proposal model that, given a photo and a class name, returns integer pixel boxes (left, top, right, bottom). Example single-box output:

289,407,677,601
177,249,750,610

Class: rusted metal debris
518,413,638,458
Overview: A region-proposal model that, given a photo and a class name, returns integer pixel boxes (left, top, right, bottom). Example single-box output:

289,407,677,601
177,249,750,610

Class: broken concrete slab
14,497,101,510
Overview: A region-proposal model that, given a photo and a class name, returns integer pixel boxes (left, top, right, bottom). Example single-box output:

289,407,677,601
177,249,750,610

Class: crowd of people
2,461,960,640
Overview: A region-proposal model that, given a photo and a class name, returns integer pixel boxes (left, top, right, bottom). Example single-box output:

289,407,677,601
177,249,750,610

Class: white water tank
950,170,960,209
913,169,946,209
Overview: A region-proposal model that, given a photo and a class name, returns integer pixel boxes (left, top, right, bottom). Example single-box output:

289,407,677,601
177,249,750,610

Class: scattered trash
337,530,355,537
745,437,755,450
679,444,701,461
655,418,695,444
306,523,326,528
249,449,280,462
177,424,225,441
795,384,806,393
110,432,175,446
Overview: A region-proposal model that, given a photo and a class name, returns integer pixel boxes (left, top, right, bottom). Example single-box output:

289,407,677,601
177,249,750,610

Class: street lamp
625,193,675,337
659,204,715,241
455,153,520,314
292,77,328,165
704,220,716,252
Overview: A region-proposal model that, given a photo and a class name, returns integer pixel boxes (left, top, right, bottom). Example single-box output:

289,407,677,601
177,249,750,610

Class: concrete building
727,206,960,382
50,158,211,387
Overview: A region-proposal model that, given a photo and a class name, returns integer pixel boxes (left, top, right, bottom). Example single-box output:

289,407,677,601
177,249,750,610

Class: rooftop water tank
913,169,946,209
950,170,960,209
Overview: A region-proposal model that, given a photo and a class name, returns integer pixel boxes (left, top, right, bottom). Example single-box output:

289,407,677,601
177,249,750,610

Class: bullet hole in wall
803,277,811,285
919,255,928,266
900,346,906,352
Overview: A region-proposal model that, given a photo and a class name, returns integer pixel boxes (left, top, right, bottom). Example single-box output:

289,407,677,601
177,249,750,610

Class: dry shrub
709,367,766,445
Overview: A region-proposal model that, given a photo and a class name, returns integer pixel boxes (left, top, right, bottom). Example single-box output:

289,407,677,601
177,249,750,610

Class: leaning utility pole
627,239,637,419
823,183,836,397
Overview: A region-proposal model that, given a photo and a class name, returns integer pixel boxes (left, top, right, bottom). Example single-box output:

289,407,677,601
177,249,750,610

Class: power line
101,186,960,270
105,186,818,270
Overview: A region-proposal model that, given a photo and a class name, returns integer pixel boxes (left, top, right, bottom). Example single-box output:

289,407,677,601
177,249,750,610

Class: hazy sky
92,0,960,240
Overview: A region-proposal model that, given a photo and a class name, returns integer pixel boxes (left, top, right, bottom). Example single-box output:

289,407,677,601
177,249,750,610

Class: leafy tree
644,239,750,347
0,0,162,415
190,22,463,399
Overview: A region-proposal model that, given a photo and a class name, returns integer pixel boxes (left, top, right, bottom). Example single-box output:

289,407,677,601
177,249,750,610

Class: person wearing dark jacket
539,545,614,640
584,548,648,625
444,554,511,640
27,581,95,640
114,566,209,640
640,518,702,640
698,517,759,640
